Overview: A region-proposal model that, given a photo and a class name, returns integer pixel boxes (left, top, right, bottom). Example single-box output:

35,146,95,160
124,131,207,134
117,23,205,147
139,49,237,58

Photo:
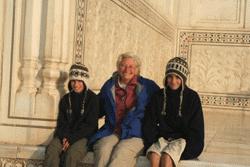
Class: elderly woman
89,52,159,167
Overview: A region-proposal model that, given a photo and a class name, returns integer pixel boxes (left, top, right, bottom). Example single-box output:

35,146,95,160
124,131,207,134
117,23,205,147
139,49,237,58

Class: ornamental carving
178,31,250,111
74,0,87,63
0,158,43,167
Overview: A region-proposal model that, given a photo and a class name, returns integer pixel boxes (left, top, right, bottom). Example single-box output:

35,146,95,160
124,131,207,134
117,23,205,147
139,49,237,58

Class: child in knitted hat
44,63,99,167
143,57,204,167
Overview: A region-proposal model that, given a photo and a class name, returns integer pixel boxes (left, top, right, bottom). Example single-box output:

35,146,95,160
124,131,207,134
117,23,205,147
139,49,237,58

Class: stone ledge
1,144,250,167
80,152,250,167
0,143,45,159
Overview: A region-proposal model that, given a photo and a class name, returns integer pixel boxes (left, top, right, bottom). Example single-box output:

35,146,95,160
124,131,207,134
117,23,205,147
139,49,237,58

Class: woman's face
70,80,85,93
166,74,182,90
118,58,138,83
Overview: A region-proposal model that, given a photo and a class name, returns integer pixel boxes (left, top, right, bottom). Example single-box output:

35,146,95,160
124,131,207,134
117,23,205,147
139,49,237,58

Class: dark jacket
89,75,159,145
54,88,99,145
143,86,204,160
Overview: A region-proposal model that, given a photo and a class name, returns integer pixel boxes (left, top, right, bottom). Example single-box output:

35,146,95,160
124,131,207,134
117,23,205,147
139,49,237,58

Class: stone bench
79,152,250,167
1,144,250,167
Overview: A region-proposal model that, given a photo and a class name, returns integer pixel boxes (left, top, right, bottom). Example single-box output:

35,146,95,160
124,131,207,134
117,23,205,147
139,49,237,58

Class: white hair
116,52,141,74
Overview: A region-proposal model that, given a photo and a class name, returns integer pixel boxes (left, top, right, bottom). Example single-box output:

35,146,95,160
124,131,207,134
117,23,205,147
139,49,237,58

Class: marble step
1,144,250,167
79,152,250,167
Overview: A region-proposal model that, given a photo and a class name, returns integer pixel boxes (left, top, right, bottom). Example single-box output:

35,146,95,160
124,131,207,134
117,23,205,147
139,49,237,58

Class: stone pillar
0,0,76,166
35,0,67,120
0,0,4,93
14,0,42,118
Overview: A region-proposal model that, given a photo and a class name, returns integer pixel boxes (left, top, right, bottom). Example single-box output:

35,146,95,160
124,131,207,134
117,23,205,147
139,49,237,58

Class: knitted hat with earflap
161,57,189,117
69,63,89,82
68,63,90,115
68,63,90,90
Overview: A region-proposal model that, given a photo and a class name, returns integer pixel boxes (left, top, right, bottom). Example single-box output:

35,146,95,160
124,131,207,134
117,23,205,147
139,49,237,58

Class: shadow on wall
27,131,54,166
57,70,69,97
21,70,70,166
28,70,68,165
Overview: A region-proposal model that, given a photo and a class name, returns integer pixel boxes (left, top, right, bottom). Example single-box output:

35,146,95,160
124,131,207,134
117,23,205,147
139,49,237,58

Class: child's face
70,80,85,93
166,74,182,90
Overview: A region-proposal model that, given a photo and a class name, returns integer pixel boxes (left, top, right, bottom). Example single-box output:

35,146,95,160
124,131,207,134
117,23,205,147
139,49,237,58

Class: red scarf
114,76,137,135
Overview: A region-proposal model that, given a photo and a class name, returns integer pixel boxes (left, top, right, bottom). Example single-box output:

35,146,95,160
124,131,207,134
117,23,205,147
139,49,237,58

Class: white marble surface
177,0,246,29
200,109,250,166
84,0,174,90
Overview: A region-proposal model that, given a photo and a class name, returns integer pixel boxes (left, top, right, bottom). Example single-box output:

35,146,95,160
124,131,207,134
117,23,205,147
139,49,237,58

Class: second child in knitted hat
162,57,189,116
143,56,204,167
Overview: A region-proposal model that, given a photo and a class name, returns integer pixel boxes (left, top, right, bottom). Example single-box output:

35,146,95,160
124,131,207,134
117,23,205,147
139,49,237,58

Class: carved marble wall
0,0,176,166
177,0,247,29
0,0,77,146
0,0,77,165
144,0,178,23
3,0,250,166
0,0,4,96
177,31,250,111
0,158,43,167
177,0,250,111
83,0,176,90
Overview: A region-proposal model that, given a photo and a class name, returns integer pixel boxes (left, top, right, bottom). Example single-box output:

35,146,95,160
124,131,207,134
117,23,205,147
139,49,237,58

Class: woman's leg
93,135,119,167
108,137,144,167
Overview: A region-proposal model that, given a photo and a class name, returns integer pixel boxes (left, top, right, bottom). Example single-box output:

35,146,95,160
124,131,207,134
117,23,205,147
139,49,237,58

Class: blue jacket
89,75,159,145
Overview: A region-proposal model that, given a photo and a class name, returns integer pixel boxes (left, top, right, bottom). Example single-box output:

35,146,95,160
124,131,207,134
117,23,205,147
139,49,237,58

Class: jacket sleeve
181,92,204,160
98,89,106,118
68,93,99,145
137,80,160,119
142,94,159,153
147,80,161,98
54,97,70,141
